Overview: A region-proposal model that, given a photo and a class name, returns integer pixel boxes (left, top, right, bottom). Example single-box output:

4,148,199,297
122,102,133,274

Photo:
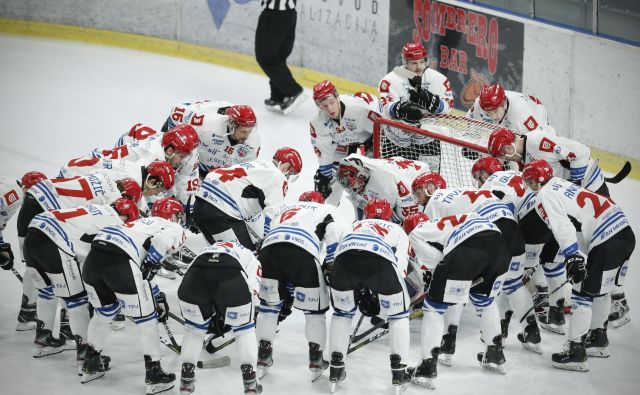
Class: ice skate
111,313,126,331
81,345,111,383
533,285,549,321
309,342,329,382
437,325,457,367
179,362,196,394
539,299,565,335
411,348,438,390
501,310,513,339
33,320,68,358
477,336,506,374
59,309,74,341
390,354,413,394
257,339,273,379
609,293,630,328
552,341,589,372
16,295,37,331
241,364,263,394
144,355,175,394
585,325,609,358
329,352,346,393
517,315,542,354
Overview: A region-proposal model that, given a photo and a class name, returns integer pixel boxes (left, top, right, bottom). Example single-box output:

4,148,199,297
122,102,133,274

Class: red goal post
372,114,500,188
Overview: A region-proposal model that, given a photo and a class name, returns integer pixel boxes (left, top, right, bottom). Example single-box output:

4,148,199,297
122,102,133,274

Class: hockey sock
443,303,463,333
134,315,162,361
533,263,547,288
507,286,535,327
496,292,511,320
36,287,57,330
524,244,543,271
388,315,410,361
256,302,280,343
420,307,445,359
568,292,593,342
87,309,113,351
470,294,501,343
23,266,38,305
181,326,206,366
233,326,258,366
590,294,611,330
304,311,327,350
329,313,353,357
611,285,624,298
543,261,567,307
67,296,90,340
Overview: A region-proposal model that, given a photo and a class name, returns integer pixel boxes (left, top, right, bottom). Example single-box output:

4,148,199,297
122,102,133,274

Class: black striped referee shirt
261,0,297,11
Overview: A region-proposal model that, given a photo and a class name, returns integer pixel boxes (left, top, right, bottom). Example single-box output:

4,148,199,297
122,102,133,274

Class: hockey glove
0,243,14,270
565,253,587,284
314,170,333,199
409,86,442,114
393,101,424,123
322,261,334,286
155,292,169,323
207,312,231,338
141,258,162,281
423,269,433,293
278,293,294,323
357,288,381,317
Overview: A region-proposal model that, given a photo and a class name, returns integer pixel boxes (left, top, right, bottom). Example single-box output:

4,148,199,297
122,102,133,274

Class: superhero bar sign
388,0,524,110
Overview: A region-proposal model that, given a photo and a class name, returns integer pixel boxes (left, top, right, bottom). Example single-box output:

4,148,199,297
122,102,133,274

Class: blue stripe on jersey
319,164,333,177
584,166,602,189
561,242,578,258
517,193,535,213
146,246,164,264
100,227,139,256
200,181,242,217
264,216,272,234
476,203,514,219
266,227,320,251
591,211,627,243
448,218,491,242
33,183,61,210
570,166,587,181
36,216,73,251
326,242,337,262
342,233,396,258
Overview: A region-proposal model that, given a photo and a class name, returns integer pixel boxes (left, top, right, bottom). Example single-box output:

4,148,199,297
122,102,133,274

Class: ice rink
0,34,639,395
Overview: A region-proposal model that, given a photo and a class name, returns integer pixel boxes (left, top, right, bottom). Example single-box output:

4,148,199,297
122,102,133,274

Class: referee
255,0,306,115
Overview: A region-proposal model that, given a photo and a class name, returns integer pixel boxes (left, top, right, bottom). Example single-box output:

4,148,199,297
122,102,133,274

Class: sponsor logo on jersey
296,292,305,302
227,311,237,319
537,203,548,222
344,120,357,130
524,116,539,131
539,137,556,153
448,286,465,295
237,146,248,157
379,80,390,93
381,300,390,308
3,190,19,206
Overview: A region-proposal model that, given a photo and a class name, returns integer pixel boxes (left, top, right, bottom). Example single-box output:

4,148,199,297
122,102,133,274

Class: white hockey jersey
115,123,159,147
93,216,185,265
0,176,23,243
522,130,604,191
534,177,630,256
409,213,500,270
29,173,122,212
466,91,556,136
59,157,143,186
336,218,409,275
378,67,454,118
480,170,527,211
424,187,515,226
29,204,123,261
165,100,261,173
310,94,380,178
262,202,346,262
192,241,262,296
196,159,287,223
344,154,429,222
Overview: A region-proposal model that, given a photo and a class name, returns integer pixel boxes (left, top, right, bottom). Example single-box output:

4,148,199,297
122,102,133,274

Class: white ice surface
0,34,639,395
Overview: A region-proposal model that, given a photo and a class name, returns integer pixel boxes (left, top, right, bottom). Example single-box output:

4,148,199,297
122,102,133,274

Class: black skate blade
81,371,106,384
609,315,630,328
33,347,67,358
146,382,175,395
521,342,543,354
586,347,610,358
410,376,436,389
552,361,589,372
311,370,323,383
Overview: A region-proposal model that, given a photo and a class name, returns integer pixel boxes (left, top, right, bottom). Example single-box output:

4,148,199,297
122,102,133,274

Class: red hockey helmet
227,105,257,128
299,191,325,204
412,173,447,195
364,198,393,221
146,161,176,190
111,197,140,222
472,157,503,179
117,178,142,203
479,84,506,111
487,128,516,158
162,124,200,155
151,197,184,222
274,147,303,176
403,212,429,234
522,159,554,186
401,42,428,61
313,80,338,102
21,171,47,189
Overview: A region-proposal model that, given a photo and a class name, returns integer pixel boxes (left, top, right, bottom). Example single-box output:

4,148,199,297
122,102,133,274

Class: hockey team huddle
0,42,635,395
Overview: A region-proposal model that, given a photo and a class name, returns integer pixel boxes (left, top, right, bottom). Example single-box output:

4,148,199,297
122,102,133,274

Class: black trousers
83,242,139,306
16,193,44,237
331,250,403,295
255,9,302,101
259,243,320,301
192,197,254,250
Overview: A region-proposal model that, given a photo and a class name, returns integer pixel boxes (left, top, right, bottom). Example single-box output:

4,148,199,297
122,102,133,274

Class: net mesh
374,114,500,188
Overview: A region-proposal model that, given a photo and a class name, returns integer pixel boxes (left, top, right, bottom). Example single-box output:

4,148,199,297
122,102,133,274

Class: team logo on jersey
310,125,317,138
3,190,19,206
566,152,577,161
524,116,539,131
345,120,357,130
397,181,410,197
237,147,248,157
379,80,390,93
539,137,556,153
380,300,390,308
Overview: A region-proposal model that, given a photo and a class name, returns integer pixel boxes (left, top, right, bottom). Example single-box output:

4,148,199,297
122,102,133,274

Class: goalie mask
337,156,370,196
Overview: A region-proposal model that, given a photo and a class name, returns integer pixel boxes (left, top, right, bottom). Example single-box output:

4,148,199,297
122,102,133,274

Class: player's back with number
30,173,122,211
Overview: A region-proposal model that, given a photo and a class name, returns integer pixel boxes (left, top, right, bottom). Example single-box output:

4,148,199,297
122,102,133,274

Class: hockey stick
159,320,231,368
12,267,23,282
348,314,366,347
604,161,631,184
518,279,569,324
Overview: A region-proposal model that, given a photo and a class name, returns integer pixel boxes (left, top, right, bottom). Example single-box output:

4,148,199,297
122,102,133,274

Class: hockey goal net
373,115,500,188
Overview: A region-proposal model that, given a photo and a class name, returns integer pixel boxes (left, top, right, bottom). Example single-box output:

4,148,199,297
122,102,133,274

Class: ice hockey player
310,80,380,203
23,199,139,363
256,191,346,382
377,42,454,168
467,84,557,136
487,127,608,195
405,209,510,389
328,198,413,394
161,101,261,177
335,154,428,222
522,160,635,371
176,241,263,395
192,147,302,250
81,197,186,393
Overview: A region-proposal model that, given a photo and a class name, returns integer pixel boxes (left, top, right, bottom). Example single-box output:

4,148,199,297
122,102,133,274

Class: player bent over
177,241,262,395
522,160,635,371
81,198,186,394
328,199,413,394
256,191,346,382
